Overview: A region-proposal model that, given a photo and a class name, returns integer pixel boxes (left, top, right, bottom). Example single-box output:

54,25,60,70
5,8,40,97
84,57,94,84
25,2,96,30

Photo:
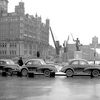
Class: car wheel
17,72,22,77
66,69,74,77
2,72,7,77
28,73,34,78
91,69,100,77
50,72,55,78
44,69,50,77
21,69,28,77
7,69,13,76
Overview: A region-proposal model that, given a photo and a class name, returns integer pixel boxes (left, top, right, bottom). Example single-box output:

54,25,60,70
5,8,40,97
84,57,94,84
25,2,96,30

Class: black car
0,59,28,76
22,59,57,77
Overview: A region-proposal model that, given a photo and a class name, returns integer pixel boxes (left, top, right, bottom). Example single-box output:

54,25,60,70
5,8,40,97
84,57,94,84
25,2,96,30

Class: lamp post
94,44,97,64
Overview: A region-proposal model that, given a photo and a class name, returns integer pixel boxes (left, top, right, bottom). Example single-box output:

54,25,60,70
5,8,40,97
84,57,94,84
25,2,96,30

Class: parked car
60,59,100,78
0,59,28,76
22,59,57,77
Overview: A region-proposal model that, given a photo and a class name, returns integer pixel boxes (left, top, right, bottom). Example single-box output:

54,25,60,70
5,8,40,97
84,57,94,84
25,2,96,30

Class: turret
15,1,25,15
0,0,8,15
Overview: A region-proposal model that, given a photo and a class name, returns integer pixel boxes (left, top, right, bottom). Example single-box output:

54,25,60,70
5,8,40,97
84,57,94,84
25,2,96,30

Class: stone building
0,0,50,59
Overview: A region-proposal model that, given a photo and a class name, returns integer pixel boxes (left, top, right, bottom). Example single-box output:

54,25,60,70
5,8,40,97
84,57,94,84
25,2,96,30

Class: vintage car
22,59,57,77
0,59,28,76
60,59,100,77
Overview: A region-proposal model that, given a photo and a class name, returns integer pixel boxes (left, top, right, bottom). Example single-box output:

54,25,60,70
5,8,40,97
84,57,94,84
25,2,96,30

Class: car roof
0,59,13,61
25,59,44,62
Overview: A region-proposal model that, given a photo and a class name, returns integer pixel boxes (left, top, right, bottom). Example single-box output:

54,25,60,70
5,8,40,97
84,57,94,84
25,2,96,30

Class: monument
72,36,83,59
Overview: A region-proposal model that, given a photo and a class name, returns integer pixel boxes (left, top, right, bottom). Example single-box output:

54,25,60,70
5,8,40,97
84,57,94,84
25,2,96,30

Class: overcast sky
8,0,100,47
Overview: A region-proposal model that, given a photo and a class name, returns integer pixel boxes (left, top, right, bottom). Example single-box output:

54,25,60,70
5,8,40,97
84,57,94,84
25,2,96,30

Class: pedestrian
17,57,23,66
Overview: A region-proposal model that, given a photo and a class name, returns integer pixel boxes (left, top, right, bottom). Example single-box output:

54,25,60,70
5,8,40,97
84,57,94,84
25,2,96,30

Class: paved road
0,75,100,100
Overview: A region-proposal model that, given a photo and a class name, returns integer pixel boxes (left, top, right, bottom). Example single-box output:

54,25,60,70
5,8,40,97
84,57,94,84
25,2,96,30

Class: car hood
6,64,19,68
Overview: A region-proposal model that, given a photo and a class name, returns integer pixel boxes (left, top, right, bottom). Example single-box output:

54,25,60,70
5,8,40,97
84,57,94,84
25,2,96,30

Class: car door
77,60,89,74
25,60,36,72
70,60,79,74
32,60,42,73
79,60,88,70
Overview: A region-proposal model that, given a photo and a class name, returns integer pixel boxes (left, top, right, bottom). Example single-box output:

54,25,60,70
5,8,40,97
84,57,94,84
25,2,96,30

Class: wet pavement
0,75,100,100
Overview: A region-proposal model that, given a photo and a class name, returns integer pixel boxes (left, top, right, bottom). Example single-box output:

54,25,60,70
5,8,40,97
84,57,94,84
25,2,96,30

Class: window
71,61,78,65
20,29,24,33
29,50,32,55
0,43,7,48
24,50,27,55
10,43,17,48
20,17,24,21
25,61,33,65
10,50,16,55
80,60,88,65
0,50,6,55
20,23,24,27
33,60,41,65
0,61,6,65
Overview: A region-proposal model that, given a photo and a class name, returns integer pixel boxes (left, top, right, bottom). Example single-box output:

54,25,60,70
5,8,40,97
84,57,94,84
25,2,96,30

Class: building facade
0,0,50,59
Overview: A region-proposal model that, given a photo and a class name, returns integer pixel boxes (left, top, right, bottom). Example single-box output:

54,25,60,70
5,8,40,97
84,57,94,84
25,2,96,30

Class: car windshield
6,60,15,65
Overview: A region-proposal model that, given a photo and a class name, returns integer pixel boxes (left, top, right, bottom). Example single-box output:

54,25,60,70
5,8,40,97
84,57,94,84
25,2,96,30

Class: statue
73,38,81,51
71,34,82,51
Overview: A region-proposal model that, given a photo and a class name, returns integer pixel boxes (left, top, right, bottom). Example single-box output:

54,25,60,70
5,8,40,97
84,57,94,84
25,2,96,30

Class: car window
0,61,6,65
33,60,41,65
80,60,88,65
71,61,78,65
6,60,15,65
40,60,46,65
26,61,33,65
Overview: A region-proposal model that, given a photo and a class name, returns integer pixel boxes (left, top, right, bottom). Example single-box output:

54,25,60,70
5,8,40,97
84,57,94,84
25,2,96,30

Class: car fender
63,67,74,73
20,67,28,72
84,67,100,72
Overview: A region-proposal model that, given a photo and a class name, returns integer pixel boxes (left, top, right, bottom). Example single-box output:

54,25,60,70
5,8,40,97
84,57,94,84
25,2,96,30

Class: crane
63,35,69,53
49,27,61,55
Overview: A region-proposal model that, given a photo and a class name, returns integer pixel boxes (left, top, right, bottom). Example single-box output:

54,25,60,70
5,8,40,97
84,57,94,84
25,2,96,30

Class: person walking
17,57,23,66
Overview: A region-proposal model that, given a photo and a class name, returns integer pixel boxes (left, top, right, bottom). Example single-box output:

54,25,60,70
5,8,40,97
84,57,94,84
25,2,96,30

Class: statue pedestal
62,53,68,62
74,51,82,59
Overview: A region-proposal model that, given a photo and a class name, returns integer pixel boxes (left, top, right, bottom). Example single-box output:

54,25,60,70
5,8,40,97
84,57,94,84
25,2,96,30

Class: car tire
66,69,74,77
28,73,34,78
50,72,55,78
17,72,22,77
2,72,7,77
91,69,100,77
44,69,50,77
21,69,28,77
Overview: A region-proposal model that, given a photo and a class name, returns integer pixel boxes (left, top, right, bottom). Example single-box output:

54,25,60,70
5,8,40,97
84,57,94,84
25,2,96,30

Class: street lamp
94,44,97,64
